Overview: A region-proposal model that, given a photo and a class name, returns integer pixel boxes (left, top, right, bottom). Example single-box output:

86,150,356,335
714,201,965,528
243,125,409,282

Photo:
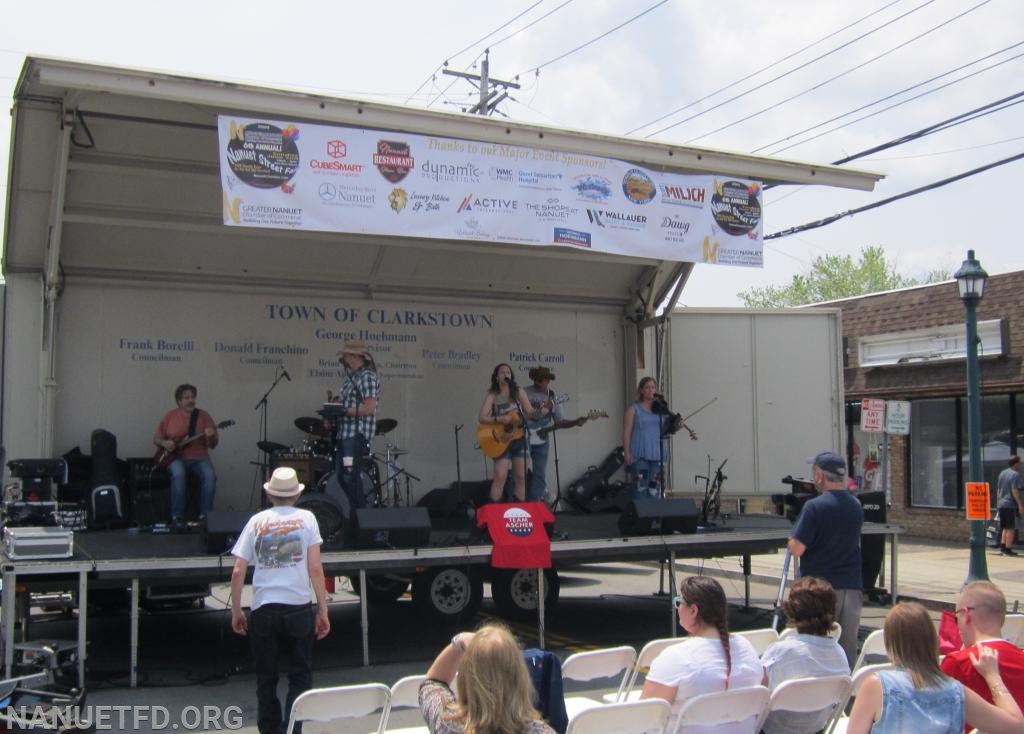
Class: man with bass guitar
524,366,587,503
153,383,220,528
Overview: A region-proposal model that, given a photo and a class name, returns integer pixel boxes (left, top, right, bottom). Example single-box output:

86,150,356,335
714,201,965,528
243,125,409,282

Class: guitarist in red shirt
153,384,220,529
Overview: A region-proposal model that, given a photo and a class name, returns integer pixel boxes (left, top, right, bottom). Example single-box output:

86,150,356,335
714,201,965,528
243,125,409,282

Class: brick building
820,269,1024,541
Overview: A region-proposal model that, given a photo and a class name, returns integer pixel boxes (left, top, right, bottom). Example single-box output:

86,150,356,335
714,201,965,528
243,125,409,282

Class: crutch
771,548,793,632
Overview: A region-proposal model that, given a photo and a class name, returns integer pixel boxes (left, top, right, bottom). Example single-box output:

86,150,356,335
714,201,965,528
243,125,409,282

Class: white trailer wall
42,278,624,508
668,308,844,496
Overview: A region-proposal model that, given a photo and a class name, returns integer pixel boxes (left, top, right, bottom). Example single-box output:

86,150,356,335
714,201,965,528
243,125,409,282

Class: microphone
281,369,291,382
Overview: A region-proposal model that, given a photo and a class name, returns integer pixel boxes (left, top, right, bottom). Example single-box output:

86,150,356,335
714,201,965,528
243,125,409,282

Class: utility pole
442,50,520,116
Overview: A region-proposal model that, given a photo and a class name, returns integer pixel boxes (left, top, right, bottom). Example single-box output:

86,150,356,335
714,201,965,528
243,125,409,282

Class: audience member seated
941,580,1024,733
760,576,850,734
847,602,1024,734
640,576,763,734
419,623,556,734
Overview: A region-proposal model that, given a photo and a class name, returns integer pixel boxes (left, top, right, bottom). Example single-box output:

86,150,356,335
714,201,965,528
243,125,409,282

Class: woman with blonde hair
847,602,1024,734
419,623,555,734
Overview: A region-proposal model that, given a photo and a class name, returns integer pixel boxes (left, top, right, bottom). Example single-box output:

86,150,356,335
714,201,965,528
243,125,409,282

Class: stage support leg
131,578,140,688
360,568,369,667
537,568,545,650
742,554,752,608
2,567,15,677
78,571,88,688
668,552,678,638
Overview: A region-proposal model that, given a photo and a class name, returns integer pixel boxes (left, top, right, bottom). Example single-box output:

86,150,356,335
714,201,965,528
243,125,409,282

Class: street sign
886,400,911,435
862,398,885,433
966,482,991,521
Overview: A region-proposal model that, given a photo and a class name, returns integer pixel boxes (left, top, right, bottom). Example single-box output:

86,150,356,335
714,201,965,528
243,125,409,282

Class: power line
515,0,670,76
765,151,1024,240
756,43,1024,156
640,0,942,139
624,0,908,137
682,0,994,145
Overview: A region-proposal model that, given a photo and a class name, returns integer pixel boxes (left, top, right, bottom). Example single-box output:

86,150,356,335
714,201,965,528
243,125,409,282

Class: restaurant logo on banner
217,115,765,266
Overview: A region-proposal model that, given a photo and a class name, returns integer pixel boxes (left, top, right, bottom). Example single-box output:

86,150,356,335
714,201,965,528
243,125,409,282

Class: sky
2,0,1022,306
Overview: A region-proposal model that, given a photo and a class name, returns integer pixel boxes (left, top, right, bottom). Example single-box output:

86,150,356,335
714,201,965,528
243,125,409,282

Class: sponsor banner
218,116,763,266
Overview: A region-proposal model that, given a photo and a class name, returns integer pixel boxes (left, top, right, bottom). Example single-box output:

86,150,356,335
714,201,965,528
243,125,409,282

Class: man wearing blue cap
787,450,864,666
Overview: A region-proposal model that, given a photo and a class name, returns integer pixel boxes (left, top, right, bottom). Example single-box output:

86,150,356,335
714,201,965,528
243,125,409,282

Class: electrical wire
640,0,943,139
765,150,1024,240
624,0,907,136
403,0,547,105
515,0,670,76
758,45,1024,156
682,0,994,145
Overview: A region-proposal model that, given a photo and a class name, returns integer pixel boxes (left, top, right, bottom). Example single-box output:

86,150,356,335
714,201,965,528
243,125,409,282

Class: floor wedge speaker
619,498,699,536
203,510,252,554
354,507,432,549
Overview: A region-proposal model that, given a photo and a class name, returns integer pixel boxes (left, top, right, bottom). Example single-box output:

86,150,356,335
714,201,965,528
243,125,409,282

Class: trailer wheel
413,566,483,621
491,567,560,620
348,574,410,604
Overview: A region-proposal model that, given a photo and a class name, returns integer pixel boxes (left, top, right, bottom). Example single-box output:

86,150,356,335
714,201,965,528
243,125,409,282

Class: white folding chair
825,662,895,734
671,685,770,734
851,628,887,672
779,622,842,642
567,698,672,734
1002,613,1024,646
756,674,851,734
561,645,638,718
381,675,429,734
603,637,678,703
735,627,781,656
285,683,391,734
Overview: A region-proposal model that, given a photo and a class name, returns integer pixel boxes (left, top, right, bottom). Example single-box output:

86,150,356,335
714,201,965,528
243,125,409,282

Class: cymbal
295,416,327,436
376,418,398,436
257,441,289,454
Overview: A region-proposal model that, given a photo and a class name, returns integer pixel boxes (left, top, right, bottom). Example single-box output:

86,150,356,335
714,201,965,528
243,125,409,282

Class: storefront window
909,398,959,508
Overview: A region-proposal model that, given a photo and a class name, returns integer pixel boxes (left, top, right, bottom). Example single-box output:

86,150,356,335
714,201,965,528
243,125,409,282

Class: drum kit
257,412,418,516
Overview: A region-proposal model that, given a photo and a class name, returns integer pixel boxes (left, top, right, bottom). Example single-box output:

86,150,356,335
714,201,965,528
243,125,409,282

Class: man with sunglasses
942,581,1024,734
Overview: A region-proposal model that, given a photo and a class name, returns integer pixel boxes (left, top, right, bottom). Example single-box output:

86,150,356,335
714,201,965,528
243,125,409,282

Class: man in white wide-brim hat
230,467,330,734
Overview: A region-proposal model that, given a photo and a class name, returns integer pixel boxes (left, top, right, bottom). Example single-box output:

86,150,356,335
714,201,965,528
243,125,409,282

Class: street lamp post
955,249,989,584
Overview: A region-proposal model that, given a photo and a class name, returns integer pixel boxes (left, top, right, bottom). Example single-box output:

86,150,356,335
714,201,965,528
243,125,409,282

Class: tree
738,245,951,308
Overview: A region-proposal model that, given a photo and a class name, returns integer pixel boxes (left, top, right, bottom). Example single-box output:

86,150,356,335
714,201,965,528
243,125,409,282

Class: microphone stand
252,369,288,507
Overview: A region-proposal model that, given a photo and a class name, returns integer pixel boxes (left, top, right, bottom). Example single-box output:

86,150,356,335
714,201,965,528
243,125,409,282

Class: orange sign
965,482,991,521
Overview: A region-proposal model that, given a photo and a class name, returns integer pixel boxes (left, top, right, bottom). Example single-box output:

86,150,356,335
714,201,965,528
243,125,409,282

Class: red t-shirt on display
476,502,555,569
941,639,1024,734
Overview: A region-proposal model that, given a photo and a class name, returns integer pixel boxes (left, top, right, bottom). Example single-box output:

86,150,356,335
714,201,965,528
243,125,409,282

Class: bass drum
295,490,346,540
315,470,376,515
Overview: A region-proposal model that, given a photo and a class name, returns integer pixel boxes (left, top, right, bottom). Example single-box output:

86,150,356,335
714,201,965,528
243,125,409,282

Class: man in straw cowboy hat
331,338,380,512
230,467,330,734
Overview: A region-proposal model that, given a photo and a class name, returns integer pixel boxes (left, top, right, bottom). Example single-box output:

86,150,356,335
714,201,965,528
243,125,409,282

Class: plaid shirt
336,368,379,440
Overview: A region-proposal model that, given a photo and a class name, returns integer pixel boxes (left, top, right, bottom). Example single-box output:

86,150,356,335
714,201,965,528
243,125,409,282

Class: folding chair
851,628,887,672
381,675,429,734
671,685,770,734
603,637,678,703
285,683,391,734
825,662,895,734
561,645,637,718
734,627,780,656
756,674,851,734
567,698,672,734
1002,613,1024,646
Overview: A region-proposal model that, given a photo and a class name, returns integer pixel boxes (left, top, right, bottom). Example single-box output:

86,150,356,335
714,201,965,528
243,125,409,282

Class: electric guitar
477,413,526,459
153,419,235,469
532,409,609,444
526,393,571,446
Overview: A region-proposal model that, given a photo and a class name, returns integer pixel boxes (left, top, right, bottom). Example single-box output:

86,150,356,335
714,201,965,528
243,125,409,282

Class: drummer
332,339,380,512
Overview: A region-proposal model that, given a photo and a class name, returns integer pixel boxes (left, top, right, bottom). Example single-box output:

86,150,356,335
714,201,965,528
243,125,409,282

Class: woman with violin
623,377,695,499
478,363,549,503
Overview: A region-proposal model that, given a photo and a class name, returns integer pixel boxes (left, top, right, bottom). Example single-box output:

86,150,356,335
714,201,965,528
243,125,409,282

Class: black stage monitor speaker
354,507,432,549
203,510,253,554
619,498,700,536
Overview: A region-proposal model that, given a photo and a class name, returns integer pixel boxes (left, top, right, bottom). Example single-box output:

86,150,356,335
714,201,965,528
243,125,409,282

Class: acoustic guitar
477,413,525,459
532,409,609,443
153,419,235,469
